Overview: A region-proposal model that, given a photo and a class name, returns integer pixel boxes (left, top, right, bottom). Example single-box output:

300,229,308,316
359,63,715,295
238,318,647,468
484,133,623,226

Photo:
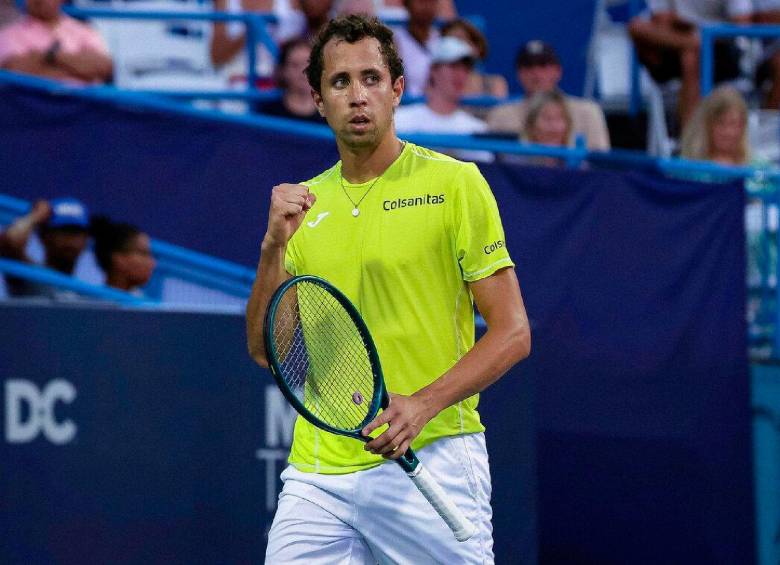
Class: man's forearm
55,49,113,82
245,239,291,367
412,320,531,419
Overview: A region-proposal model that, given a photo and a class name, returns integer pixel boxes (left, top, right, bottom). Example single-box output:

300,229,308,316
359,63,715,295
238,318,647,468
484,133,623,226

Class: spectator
392,0,440,97
627,0,752,125
679,85,748,165
440,18,508,99
283,0,334,42
485,40,610,150
395,36,493,162
512,90,574,167
0,0,112,84
90,216,156,295
255,38,325,123
0,197,89,299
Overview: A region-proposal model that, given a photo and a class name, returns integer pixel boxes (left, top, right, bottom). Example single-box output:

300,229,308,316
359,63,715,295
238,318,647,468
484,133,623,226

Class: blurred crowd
4,0,780,169
3,0,780,299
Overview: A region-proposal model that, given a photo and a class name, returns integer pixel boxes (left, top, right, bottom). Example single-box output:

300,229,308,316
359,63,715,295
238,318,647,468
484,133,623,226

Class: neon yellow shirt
284,142,514,474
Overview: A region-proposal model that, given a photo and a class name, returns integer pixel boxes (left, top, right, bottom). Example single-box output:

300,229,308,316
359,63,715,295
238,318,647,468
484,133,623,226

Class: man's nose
348,81,368,106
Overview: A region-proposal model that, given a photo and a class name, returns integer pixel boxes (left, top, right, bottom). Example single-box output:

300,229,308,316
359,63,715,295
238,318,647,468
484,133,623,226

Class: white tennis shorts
265,433,494,564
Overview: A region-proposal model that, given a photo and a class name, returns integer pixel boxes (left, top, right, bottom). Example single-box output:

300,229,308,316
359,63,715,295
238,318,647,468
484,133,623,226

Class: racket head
263,275,385,438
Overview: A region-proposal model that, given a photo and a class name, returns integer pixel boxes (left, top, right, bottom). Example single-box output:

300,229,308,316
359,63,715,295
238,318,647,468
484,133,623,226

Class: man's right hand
263,183,316,249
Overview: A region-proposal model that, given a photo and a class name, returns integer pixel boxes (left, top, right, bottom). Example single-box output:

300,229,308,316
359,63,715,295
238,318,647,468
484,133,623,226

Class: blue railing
700,23,780,96
0,258,152,305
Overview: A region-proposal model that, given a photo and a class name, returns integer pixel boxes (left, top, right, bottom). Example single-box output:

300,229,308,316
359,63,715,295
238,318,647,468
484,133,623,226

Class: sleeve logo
483,240,505,255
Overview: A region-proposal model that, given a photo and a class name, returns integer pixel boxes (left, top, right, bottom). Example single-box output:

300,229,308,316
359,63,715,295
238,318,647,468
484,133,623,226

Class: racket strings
271,281,376,431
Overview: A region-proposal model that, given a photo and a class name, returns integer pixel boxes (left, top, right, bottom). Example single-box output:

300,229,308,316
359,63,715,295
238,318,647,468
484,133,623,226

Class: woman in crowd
90,216,156,295
511,89,574,167
679,85,749,166
440,18,507,99
255,38,324,122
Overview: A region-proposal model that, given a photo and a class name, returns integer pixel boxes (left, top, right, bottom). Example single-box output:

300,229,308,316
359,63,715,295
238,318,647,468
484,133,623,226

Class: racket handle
407,463,477,542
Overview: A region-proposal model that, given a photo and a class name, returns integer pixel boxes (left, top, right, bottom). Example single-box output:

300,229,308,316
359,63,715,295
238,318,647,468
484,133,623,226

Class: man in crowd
395,35,493,161
0,198,90,299
0,0,112,84
486,40,610,151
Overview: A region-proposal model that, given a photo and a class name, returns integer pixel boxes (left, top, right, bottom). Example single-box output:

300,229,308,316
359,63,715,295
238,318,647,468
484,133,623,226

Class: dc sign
4,379,77,444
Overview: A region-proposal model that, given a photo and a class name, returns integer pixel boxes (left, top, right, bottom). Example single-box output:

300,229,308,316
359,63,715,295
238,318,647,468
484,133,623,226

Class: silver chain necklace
339,142,405,218
340,173,382,218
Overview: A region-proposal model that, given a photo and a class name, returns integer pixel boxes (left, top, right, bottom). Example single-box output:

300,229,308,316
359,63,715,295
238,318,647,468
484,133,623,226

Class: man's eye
333,78,348,88
366,74,379,84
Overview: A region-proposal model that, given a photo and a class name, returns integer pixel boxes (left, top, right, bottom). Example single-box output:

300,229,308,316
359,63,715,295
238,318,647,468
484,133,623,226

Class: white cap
430,36,476,65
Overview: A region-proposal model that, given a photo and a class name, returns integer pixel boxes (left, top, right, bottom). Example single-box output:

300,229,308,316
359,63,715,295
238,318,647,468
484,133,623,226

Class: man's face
115,233,156,287
26,0,63,22
429,60,471,102
517,63,562,96
313,37,404,150
41,228,88,273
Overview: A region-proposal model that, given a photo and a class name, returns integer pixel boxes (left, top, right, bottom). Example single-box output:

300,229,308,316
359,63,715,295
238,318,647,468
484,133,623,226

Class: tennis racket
263,275,476,542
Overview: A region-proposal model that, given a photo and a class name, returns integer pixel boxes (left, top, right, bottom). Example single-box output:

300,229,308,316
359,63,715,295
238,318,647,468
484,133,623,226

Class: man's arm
1,51,73,80
0,200,51,261
245,183,315,367
362,267,531,458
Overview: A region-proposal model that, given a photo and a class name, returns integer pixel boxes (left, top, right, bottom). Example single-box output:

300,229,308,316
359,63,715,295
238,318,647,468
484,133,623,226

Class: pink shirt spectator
0,15,108,72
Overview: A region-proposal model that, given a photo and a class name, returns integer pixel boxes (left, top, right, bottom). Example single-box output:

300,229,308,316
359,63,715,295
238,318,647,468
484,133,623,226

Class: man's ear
392,75,405,107
312,89,326,116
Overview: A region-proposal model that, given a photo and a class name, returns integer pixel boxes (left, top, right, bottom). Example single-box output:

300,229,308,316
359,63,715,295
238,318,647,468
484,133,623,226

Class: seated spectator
0,197,90,299
0,0,112,84
90,216,156,295
392,0,441,98
485,41,610,151
679,85,748,165
440,18,508,99
255,38,325,123
395,36,492,162
628,0,752,125
514,90,574,167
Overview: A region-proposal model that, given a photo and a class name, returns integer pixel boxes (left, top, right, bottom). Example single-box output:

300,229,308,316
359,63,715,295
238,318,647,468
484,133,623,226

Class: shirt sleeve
452,163,515,282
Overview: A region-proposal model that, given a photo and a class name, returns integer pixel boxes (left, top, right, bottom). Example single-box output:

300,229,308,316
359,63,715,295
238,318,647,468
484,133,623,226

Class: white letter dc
5,379,77,444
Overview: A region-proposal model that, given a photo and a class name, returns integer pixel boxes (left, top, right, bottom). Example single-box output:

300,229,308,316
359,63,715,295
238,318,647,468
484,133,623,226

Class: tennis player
246,15,530,563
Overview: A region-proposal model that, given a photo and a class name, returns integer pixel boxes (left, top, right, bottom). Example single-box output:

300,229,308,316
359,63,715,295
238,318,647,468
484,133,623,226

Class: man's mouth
349,115,370,125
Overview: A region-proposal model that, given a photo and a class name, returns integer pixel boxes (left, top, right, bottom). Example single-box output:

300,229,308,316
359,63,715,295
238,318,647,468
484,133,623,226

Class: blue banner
1,83,752,562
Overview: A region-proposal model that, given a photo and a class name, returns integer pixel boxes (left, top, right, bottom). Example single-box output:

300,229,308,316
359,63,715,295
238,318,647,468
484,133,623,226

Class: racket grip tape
407,463,477,542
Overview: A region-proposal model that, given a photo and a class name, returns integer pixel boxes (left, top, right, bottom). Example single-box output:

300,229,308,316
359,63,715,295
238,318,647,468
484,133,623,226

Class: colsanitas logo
383,194,445,211
483,240,505,255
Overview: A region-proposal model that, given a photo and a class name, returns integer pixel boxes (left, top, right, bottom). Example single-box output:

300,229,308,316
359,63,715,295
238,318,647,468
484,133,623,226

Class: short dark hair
306,15,404,93
90,216,141,273
275,37,311,89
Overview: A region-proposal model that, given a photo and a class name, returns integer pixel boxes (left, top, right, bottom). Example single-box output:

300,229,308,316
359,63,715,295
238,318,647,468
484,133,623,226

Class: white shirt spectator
646,0,752,24
393,26,439,98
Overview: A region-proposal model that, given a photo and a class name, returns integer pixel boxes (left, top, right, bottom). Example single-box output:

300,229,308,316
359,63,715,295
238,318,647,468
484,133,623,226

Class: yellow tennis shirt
284,142,514,474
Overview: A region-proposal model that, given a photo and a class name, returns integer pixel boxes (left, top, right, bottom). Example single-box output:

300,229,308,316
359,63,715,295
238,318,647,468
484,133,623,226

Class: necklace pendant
352,208,360,217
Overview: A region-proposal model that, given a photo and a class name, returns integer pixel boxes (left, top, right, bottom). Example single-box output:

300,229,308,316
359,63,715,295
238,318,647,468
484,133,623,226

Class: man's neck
35,14,63,29
339,135,404,183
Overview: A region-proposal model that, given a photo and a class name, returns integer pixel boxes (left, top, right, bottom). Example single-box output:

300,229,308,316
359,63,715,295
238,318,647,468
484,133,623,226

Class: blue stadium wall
0,82,754,563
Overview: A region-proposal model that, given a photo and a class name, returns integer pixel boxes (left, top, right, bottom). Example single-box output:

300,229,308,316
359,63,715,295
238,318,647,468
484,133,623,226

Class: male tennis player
246,15,530,563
